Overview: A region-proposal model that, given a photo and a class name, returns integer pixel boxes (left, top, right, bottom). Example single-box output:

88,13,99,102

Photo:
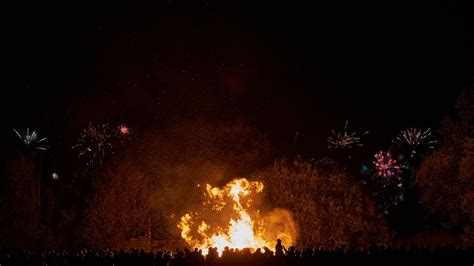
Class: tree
252,157,390,248
0,157,37,249
415,89,474,243
0,133,65,250
0,155,57,249
80,161,152,248
460,137,474,244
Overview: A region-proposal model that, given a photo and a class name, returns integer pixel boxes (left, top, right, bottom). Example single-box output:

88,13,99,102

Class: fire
178,178,297,255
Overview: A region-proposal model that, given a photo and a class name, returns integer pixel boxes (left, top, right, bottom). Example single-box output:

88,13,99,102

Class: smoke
262,208,298,248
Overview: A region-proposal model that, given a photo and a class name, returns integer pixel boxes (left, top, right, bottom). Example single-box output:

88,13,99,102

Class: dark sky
2,1,473,159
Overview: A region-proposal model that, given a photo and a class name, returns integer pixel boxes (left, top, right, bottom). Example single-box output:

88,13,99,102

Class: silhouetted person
275,239,286,257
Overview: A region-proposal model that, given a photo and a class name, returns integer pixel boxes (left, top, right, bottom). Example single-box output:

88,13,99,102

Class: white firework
13,128,47,151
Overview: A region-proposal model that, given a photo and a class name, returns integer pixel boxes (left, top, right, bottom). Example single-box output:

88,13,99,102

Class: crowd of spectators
0,241,472,266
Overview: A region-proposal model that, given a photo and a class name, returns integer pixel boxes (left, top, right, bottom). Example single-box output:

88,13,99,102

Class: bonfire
178,178,297,255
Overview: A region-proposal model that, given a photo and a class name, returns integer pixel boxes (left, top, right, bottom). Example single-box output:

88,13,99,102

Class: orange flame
178,178,297,255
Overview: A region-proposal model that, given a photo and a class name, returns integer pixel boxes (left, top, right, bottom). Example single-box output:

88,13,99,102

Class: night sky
3,1,473,159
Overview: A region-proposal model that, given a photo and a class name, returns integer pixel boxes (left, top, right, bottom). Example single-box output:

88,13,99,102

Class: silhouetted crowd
1,242,472,266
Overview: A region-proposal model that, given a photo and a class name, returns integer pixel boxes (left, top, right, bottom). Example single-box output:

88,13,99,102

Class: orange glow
178,178,297,255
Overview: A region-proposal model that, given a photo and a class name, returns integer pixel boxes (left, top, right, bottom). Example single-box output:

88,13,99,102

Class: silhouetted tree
253,157,390,248
0,158,37,249
81,160,152,248
415,89,474,244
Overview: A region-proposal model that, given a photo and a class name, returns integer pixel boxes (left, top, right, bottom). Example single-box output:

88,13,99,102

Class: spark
50,172,59,181
373,151,401,178
327,120,369,149
73,123,113,166
393,128,437,156
12,128,47,151
364,155,405,213
292,130,299,151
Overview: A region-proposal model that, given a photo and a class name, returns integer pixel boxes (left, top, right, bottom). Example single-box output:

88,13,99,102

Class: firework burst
327,120,369,149
393,128,437,156
118,124,130,136
13,128,47,151
373,151,401,178
73,123,114,166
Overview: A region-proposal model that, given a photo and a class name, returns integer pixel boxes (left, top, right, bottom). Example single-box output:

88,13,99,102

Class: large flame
178,178,297,255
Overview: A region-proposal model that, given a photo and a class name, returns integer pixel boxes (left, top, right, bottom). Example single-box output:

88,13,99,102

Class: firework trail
13,128,47,151
292,130,299,151
327,120,369,149
393,128,437,156
373,151,401,178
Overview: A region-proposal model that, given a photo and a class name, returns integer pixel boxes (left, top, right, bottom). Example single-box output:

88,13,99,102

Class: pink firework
119,125,130,136
373,151,400,178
